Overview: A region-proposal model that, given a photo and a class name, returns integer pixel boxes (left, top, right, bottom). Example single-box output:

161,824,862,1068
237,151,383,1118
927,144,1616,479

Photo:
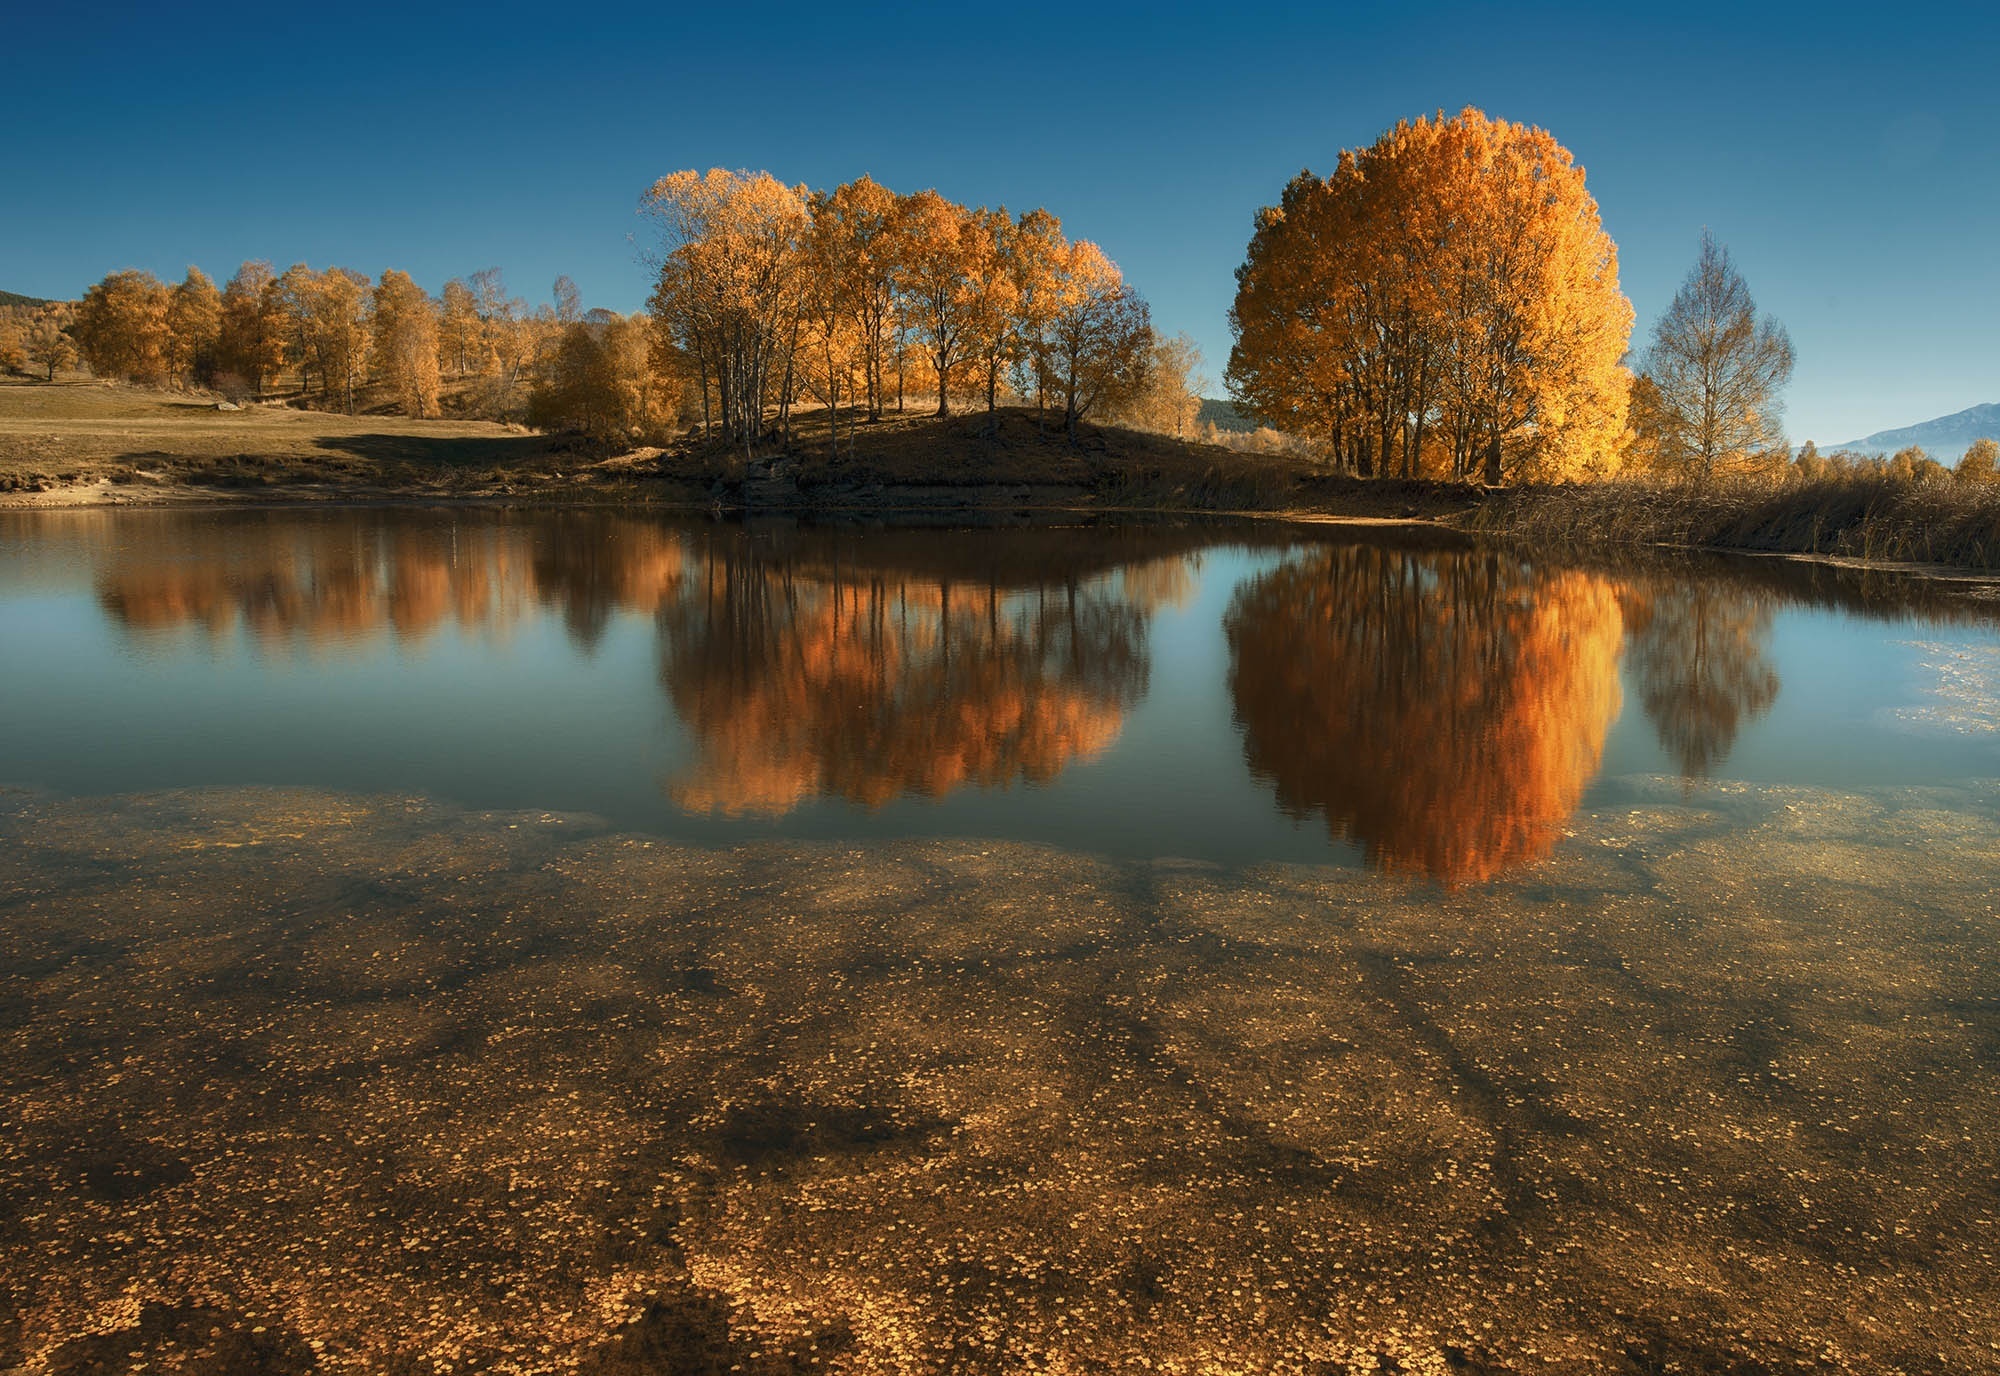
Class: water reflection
1620,581,1781,779
1226,547,1626,883
42,509,1966,878
658,542,1153,814
93,517,548,647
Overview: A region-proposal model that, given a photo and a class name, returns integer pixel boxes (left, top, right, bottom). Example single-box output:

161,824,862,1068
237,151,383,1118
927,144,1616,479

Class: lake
2,507,1997,1373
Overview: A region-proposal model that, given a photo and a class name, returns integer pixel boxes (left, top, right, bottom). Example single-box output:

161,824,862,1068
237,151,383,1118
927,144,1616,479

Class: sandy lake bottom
2,777,1996,1375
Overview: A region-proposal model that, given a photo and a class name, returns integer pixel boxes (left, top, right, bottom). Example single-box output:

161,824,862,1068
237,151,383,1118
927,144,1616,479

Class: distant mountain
1197,398,1257,433
1833,403,2000,458
0,290,56,310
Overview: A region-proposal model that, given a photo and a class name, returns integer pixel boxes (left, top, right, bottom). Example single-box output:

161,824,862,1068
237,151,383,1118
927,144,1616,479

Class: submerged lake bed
2,508,1998,1373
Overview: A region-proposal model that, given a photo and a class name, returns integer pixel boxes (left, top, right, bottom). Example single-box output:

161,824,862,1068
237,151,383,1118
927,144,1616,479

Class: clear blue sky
5,0,1994,445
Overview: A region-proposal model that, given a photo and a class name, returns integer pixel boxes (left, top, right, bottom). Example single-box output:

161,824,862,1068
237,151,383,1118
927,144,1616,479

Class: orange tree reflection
1226,546,1624,882
659,546,1154,815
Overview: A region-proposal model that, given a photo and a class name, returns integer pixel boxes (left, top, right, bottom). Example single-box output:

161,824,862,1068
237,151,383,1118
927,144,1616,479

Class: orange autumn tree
1227,108,1634,483
1225,545,1624,883
369,269,441,417
74,270,172,385
640,168,1156,443
643,168,811,444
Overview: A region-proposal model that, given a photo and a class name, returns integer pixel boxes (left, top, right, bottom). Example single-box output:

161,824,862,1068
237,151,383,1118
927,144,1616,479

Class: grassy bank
12,379,2000,575
1472,474,2000,572
0,376,607,503
0,378,1470,520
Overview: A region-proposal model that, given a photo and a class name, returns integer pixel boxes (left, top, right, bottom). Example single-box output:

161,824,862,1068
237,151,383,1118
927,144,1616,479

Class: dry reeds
1471,472,2000,570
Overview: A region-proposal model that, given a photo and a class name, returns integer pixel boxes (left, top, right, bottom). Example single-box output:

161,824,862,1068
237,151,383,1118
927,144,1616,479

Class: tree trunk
826,338,838,458
1483,432,1503,487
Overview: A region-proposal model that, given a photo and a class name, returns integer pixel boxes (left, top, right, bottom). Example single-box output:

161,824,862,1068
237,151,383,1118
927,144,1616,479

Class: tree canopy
1227,108,1634,483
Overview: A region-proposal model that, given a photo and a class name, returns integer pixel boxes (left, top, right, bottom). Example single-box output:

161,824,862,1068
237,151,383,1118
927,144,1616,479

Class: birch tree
1638,231,1795,484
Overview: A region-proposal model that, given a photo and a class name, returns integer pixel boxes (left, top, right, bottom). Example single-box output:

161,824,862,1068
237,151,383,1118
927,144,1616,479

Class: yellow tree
1957,438,1999,482
466,267,534,411
165,267,222,389
217,261,286,398
821,175,900,420
644,168,809,446
438,278,481,377
75,270,171,384
800,187,863,454
1007,208,1068,422
527,314,678,445
1047,240,1152,437
24,307,77,380
1227,109,1633,482
0,314,24,374
1225,171,1368,466
1120,332,1208,438
894,189,976,417
959,206,1020,428
1431,113,1634,483
370,270,441,417
277,265,371,411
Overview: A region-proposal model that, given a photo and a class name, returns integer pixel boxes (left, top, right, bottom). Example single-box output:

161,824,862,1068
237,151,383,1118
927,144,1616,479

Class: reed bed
1471,473,2000,570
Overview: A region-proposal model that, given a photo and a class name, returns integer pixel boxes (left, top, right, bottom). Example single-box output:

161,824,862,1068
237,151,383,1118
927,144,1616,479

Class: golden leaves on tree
1227,108,1634,483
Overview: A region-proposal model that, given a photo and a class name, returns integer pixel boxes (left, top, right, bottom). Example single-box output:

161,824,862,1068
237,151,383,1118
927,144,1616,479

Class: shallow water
4,507,1998,877
1,508,1997,1373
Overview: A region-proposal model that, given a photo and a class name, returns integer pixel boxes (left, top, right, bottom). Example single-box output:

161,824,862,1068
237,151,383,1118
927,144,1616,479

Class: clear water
3,507,1998,1372
3,506,1996,879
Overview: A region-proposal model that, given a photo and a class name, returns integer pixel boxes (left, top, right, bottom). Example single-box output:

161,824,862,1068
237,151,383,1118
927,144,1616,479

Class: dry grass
27,379,1994,576
1,382,1446,518
665,402,1480,520
0,377,583,500
1470,472,2000,571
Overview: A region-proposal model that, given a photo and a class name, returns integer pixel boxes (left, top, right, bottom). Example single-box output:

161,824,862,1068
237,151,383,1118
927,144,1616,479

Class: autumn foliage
644,169,1153,445
1227,109,1635,483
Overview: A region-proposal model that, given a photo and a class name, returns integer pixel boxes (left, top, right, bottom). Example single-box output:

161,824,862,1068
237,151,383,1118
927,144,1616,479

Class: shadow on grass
312,432,556,469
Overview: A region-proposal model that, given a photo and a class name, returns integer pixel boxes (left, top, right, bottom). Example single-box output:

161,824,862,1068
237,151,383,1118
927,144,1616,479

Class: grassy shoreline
8,378,2000,576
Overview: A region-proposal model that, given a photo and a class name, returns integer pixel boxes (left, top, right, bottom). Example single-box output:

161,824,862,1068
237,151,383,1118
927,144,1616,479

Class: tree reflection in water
1619,581,1780,780
1226,547,1626,883
83,510,1793,863
657,540,1154,815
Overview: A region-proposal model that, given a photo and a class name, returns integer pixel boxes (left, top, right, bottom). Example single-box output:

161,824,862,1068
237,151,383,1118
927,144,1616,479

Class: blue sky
4,0,1994,445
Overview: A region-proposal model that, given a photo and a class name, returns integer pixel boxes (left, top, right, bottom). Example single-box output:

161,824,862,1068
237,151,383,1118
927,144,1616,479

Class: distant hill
1834,403,2000,458
0,290,56,310
1197,398,1258,434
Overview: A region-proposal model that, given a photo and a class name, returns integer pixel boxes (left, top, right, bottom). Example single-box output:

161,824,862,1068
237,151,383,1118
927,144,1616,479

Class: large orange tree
1227,108,1634,483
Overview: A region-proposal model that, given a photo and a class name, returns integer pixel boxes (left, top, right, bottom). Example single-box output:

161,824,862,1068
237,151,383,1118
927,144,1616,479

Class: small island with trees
4,108,1997,568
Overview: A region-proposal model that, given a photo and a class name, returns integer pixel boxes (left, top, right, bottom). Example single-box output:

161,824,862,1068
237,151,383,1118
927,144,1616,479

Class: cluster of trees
0,301,78,380
1786,436,2000,484
42,262,674,441
644,169,1155,446
1226,108,1636,483
37,165,1175,454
